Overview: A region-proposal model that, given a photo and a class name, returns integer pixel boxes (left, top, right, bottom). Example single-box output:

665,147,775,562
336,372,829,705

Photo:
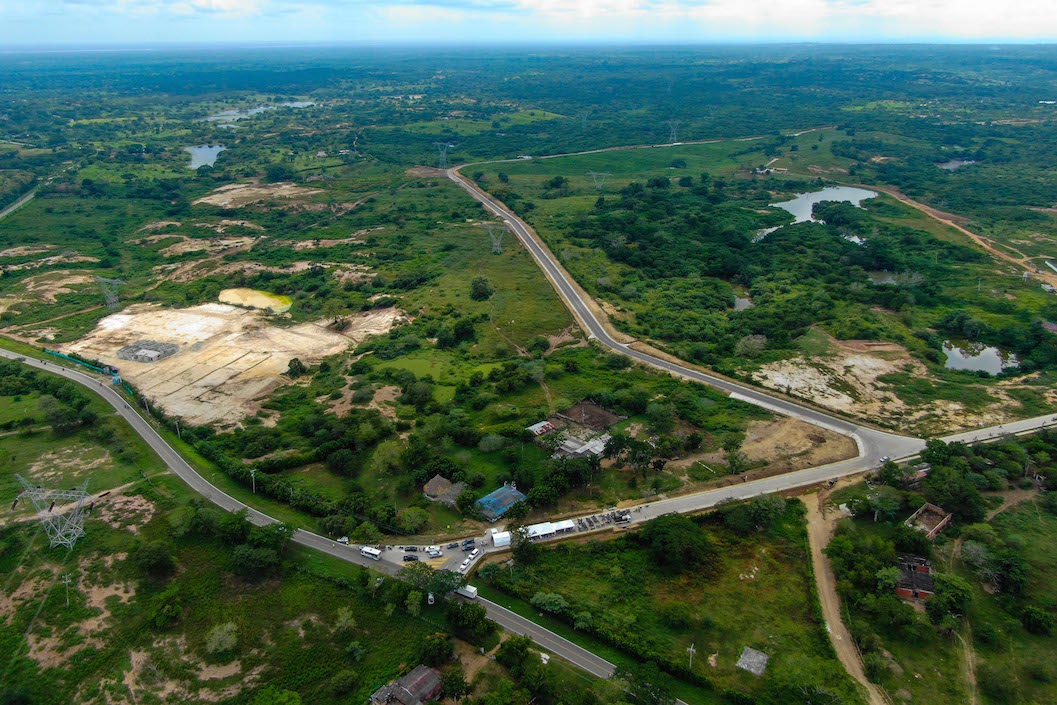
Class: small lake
755,186,878,241
943,340,1019,374
185,145,226,169
937,159,976,171
770,186,879,224
202,101,316,124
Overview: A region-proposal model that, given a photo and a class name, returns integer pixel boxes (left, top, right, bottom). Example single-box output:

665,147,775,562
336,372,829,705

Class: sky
2,0,1057,46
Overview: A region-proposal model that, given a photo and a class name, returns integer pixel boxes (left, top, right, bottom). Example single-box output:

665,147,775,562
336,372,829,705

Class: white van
468,548,480,560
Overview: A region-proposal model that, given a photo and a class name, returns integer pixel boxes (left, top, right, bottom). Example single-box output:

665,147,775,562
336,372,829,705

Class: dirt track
804,492,890,705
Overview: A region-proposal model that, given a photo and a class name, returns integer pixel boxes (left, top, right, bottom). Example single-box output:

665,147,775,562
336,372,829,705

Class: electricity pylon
486,223,505,254
667,119,678,144
433,142,454,168
94,276,125,310
586,171,611,190
14,475,90,549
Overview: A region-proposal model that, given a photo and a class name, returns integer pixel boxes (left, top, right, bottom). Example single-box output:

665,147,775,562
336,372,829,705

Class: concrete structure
371,664,442,705
905,502,953,540
895,555,934,600
116,340,178,364
735,647,770,676
476,484,527,521
492,530,511,548
527,420,555,436
525,519,576,541
555,433,609,458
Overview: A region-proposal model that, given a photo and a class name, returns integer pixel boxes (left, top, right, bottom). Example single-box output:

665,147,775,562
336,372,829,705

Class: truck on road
455,585,478,600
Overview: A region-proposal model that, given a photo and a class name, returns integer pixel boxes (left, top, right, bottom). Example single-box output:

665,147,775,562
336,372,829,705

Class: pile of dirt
193,181,323,208
61,303,396,426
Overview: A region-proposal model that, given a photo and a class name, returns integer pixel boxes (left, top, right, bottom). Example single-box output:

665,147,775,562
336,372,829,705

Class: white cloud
168,0,264,15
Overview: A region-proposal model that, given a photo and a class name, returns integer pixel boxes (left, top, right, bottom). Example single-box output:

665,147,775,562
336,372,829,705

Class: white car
426,547,443,557
427,592,435,605
468,548,480,560
459,558,470,573
337,536,349,545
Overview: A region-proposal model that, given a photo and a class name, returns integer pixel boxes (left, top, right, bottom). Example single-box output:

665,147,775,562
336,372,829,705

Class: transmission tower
485,223,506,254
14,475,91,549
577,111,589,131
586,171,612,190
433,142,454,168
667,119,678,144
94,276,125,311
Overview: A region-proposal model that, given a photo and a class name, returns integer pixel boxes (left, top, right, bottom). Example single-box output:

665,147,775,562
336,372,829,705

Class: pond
937,159,976,171
943,340,1019,374
219,288,292,314
185,145,226,169
201,101,315,124
754,186,878,242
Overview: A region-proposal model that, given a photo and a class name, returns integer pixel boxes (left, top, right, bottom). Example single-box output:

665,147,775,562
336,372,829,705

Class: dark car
402,555,419,562
447,542,459,549
405,546,418,552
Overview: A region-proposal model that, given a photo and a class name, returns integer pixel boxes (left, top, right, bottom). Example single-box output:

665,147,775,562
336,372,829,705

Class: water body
942,340,1019,374
937,159,976,171
185,145,226,169
201,101,316,124
754,186,878,242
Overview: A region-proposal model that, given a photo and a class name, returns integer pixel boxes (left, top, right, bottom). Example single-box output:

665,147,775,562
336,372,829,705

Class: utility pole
175,420,180,440
62,574,71,608
250,467,257,494
687,642,696,670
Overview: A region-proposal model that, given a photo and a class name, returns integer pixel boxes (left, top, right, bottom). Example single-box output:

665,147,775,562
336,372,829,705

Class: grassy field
480,500,863,705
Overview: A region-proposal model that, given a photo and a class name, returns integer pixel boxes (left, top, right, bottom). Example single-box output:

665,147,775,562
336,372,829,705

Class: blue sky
2,0,1055,46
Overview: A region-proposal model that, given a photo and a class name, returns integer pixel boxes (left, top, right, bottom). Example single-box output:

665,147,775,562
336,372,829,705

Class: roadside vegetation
826,432,1057,704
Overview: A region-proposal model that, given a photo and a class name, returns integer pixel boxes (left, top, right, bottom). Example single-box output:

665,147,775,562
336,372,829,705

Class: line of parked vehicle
576,508,632,531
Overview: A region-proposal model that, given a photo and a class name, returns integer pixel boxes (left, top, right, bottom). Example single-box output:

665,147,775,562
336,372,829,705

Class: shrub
133,540,176,580
470,276,494,301
530,592,569,615
862,652,887,683
1022,606,1055,635
204,622,238,655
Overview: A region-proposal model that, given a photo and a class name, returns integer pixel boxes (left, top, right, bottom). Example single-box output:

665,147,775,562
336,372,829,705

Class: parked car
468,548,480,560
403,555,419,562
459,559,470,572
447,542,459,549
404,546,418,552
336,536,349,545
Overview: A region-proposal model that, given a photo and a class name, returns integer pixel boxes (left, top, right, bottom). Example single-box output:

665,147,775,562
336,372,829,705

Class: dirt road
863,184,1057,288
804,493,890,705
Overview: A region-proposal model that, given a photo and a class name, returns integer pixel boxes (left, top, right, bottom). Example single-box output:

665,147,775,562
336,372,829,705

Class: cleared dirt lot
60,303,352,427
192,181,323,208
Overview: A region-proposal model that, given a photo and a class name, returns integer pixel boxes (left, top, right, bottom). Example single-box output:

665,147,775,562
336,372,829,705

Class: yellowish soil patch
19,271,94,302
197,219,265,233
219,288,292,313
0,244,54,258
193,181,323,208
61,303,365,426
93,494,157,535
25,445,112,484
671,417,856,472
160,235,259,257
405,166,446,178
3,253,99,273
137,220,181,232
290,227,380,250
750,333,1027,434
368,385,401,420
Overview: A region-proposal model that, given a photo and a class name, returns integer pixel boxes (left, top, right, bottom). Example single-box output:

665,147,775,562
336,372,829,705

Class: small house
527,421,556,436
905,502,953,540
476,484,527,522
895,555,934,600
370,664,442,705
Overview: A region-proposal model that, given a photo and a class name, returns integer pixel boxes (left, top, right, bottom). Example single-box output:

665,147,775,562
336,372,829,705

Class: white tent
493,531,511,548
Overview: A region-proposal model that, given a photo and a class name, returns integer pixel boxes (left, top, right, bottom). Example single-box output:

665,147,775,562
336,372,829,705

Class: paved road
0,187,37,221
446,165,926,470
0,349,618,685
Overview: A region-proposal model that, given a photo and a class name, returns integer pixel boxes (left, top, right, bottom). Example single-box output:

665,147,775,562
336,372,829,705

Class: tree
231,545,280,578
616,663,674,705
286,358,307,377
205,622,238,654
334,606,357,633
248,523,292,555
252,687,302,705
875,566,901,592
398,507,429,534
133,540,176,580
371,439,404,475
446,600,497,644
734,334,767,358
264,164,296,183
420,633,454,666
530,591,569,615
927,573,973,624
37,395,79,434
406,590,423,617
442,666,471,701
1022,605,1055,635
637,514,714,572
511,526,540,564
470,276,495,301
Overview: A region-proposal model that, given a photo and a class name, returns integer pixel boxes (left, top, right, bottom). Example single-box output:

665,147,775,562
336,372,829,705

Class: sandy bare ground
18,270,94,302
193,181,323,208
159,235,259,257
0,244,54,258
804,492,890,705
2,252,99,273
751,333,1028,435
60,303,354,427
289,227,380,250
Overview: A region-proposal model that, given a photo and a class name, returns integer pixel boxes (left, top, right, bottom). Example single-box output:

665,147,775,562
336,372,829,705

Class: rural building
525,519,575,540
905,502,953,539
895,555,934,600
476,484,527,521
422,474,464,507
370,664,442,705
554,433,610,459
115,340,178,364
527,420,556,436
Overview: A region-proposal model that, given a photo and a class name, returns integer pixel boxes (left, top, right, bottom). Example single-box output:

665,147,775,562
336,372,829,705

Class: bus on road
360,546,382,561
